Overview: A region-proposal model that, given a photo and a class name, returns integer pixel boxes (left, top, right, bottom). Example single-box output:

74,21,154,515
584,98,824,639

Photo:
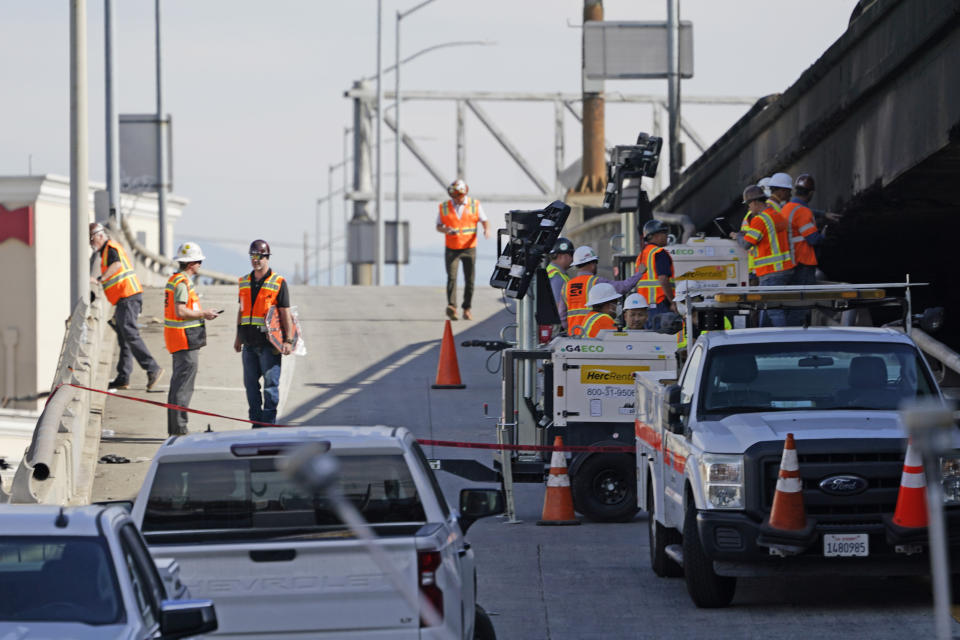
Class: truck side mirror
663,384,685,434
160,599,218,639
458,488,505,533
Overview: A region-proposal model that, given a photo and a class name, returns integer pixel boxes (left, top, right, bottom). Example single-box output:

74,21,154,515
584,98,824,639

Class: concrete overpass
652,0,960,342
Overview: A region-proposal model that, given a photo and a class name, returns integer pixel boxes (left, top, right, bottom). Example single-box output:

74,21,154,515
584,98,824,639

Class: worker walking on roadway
573,283,620,338
546,237,574,326
164,243,220,436
731,183,794,326
635,220,675,330
436,179,490,321
89,222,164,392
234,240,294,426
559,246,644,336
622,292,650,330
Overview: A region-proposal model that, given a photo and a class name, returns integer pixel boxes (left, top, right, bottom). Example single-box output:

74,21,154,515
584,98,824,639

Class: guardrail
117,217,235,285
9,293,106,505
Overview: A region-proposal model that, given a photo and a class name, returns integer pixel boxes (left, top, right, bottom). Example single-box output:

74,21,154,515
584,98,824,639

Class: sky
0,0,860,286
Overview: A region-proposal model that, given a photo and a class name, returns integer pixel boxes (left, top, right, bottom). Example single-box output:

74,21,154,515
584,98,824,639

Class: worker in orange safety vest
436,179,490,321
635,219,675,330
559,245,644,335
164,242,220,435
571,282,620,338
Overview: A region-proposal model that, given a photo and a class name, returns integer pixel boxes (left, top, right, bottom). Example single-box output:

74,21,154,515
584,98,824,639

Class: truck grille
752,441,905,525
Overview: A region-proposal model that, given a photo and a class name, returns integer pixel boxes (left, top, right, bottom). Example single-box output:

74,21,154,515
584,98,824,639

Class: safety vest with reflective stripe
563,274,597,335
439,198,481,250
782,201,818,266
546,263,570,285
740,199,781,275
741,207,793,276
677,317,732,349
164,272,206,353
239,272,285,328
100,240,142,304
574,311,616,338
634,244,673,304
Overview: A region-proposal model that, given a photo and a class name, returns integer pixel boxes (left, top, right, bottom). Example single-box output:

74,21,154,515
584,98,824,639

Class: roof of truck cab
0,505,112,537
699,326,916,348
158,425,411,455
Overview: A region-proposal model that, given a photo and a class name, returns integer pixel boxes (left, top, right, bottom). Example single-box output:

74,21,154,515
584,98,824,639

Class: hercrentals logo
580,365,650,385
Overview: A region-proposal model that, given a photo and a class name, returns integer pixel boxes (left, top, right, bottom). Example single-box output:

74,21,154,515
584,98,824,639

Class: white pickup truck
130,426,503,639
636,284,960,607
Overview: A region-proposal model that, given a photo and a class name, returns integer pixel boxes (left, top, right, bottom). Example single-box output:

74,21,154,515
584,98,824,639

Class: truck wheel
682,498,736,607
647,482,683,577
571,454,639,522
474,605,496,640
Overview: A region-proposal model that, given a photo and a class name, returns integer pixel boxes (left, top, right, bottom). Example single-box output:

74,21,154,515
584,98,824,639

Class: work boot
445,305,458,321
463,308,473,321
107,378,129,390
146,368,165,391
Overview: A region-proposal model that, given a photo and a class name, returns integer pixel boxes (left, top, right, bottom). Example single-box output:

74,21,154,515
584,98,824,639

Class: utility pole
350,81,374,286
574,0,605,194
303,231,309,285
104,0,120,223
70,0,90,308
667,0,682,186
155,0,168,255
375,0,385,286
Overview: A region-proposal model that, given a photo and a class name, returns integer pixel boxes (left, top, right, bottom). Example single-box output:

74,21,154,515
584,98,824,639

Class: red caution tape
56,383,636,453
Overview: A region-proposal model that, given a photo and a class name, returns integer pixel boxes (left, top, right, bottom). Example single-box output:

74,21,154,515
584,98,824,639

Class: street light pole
155,0,168,256
375,0,385,286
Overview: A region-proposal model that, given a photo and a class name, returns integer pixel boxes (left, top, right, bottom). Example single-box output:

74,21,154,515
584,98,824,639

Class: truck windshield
0,536,121,625
700,341,936,415
142,454,426,533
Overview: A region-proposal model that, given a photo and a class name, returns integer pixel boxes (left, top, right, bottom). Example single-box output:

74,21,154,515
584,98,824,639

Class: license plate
823,533,869,557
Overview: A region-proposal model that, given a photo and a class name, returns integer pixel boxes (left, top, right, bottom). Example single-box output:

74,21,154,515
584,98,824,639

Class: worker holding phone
164,242,220,436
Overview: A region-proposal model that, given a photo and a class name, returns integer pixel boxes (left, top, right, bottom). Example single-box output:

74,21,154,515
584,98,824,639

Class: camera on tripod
603,132,663,214
489,200,570,299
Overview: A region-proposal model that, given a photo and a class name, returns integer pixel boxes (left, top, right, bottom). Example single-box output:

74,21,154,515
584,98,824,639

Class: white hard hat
572,245,599,267
757,177,772,197
586,282,619,307
768,172,794,190
623,293,650,310
173,242,205,263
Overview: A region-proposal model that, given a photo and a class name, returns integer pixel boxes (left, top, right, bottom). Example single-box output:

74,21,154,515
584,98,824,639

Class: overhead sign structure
584,21,693,80
119,114,173,193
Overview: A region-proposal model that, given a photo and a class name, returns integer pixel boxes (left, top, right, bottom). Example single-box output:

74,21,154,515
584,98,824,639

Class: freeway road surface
91,283,954,639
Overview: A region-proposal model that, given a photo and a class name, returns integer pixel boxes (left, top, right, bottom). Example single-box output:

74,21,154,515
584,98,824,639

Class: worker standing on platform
234,240,294,426
622,292,650,330
559,246,644,336
784,173,823,287
89,223,164,392
635,220,675,330
574,283,619,338
164,243,219,436
546,237,574,327
436,179,490,321
730,184,794,326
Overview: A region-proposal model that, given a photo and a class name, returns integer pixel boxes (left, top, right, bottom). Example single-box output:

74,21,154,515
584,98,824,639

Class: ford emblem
819,475,868,496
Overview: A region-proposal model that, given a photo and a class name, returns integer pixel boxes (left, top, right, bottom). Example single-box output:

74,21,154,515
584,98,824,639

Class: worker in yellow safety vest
559,245,645,335
546,237,574,317
635,220,675,330
436,179,491,321
572,283,619,338
89,222,164,392
163,242,220,435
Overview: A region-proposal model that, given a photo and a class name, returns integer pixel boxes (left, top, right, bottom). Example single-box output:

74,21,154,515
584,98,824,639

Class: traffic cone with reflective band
536,436,580,526
892,440,928,529
431,320,465,389
768,433,806,531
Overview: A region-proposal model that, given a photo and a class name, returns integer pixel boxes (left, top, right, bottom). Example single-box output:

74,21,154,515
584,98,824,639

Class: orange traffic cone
768,433,806,531
536,436,580,526
892,439,928,529
431,320,465,389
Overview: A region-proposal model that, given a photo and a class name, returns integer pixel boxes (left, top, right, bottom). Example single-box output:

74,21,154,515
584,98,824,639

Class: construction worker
436,179,490,321
635,220,675,330
784,173,823,287
558,246,644,336
546,237,574,314
730,184,794,326
622,292,650,330
88,222,164,391
573,283,619,338
164,242,219,436
739,177,776,285
234,239,294,426
767,172,793,212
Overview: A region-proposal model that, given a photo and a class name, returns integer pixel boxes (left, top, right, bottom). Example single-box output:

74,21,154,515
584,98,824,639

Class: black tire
682,497,736,608
474,604,496,640
570,453,639,523
647,480,683,577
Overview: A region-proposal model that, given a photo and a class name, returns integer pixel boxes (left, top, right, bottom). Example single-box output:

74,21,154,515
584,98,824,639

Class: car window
143,454,427,533
0,536,122,625
679,346,703,406
119,531,158,629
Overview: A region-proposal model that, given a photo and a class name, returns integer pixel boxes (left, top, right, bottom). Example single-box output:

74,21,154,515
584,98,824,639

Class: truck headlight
940,455,960,505
699,454,744,510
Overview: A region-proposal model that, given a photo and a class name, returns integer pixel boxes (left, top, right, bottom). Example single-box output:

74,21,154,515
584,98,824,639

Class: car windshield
0,536,121,624
142,454,426,533
700,341,936,415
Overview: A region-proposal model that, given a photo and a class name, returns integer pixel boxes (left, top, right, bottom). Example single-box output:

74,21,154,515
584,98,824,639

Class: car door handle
250,549,297,562
458,543,472,557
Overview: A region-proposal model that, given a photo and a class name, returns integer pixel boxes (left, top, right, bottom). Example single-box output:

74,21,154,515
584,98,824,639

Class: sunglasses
249,253,270,260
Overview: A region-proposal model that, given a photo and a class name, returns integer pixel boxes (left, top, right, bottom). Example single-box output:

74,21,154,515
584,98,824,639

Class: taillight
418,550,443,627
